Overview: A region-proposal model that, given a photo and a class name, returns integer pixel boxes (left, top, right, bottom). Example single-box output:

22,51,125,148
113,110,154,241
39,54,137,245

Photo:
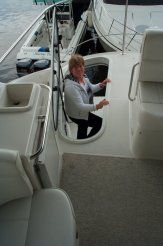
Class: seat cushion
138,29,163,82
139,82,163,104
138,82,163,130
0,197,32,246
0,189,76,246
0,149,33,206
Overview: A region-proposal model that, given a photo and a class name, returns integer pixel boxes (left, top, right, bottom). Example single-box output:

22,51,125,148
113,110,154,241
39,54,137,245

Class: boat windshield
103,0,163,5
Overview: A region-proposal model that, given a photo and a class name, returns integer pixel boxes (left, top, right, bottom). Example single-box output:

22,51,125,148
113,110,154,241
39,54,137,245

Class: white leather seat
137,29,163,129
0,189,76,246
130,29,163,158
0,149,77,246
138,81,163,130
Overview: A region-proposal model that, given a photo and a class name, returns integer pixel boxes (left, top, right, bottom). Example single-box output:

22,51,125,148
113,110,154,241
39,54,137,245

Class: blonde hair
69,54,85,72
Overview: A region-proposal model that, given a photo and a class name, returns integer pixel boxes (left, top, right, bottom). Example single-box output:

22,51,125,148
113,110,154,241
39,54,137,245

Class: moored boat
0,3,163,244
92,0,163,52
16,0,89,76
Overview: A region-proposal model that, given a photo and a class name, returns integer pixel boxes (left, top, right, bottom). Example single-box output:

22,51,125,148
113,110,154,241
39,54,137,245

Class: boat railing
0,0,69,64
94,0,142,51
0,5,54,64
0,2,68,158
33,1,73,159
50,4,65,131
128,62,139,101
50,25,70,132
0,0,71,133
30,85,52,160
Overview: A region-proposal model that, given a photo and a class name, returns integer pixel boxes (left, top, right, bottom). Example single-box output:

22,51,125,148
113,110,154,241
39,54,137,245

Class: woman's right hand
96,99,109,110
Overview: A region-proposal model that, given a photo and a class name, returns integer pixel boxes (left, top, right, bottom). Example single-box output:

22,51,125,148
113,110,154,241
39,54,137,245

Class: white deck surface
57,52,139,158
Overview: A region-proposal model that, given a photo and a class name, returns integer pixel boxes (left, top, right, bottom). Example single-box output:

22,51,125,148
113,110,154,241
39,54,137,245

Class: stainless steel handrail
51,6,58,131
51,5,61,131
0,1,67,159
128,62,139,101
30,84,52,160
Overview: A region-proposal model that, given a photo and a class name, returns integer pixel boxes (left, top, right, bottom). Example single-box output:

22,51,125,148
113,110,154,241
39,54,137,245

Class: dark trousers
70,113,102,139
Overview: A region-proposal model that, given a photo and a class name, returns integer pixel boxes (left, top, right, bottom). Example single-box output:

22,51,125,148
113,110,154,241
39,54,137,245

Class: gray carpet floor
60,153,163,246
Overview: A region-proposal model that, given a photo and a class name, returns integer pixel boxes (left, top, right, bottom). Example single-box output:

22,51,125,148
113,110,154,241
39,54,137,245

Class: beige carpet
60,153,163,246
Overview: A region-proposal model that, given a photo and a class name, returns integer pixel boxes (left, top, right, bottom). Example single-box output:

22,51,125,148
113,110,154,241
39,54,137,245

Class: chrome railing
93,0,143,51
128,62,139,101
30,85,52,160
0,3,66,160
51,5,60,131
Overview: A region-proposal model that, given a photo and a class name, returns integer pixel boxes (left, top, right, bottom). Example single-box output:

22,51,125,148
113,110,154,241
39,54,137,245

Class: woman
64,54,110,139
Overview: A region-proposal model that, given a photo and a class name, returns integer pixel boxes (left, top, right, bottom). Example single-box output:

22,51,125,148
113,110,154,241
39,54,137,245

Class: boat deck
60,152,163,246
57,52,139,158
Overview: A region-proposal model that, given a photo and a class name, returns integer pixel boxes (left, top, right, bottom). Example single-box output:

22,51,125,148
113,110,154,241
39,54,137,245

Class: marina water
0,0,104,83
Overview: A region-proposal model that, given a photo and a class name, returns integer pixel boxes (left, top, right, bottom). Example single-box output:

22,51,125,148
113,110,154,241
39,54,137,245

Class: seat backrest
138,29,163,83
0,149,33,206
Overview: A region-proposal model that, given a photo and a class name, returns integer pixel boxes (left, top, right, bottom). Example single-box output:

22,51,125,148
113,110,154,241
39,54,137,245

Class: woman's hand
100,78,111,88
96,99,109,110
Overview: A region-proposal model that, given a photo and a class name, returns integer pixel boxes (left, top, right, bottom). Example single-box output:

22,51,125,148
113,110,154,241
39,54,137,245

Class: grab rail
51,6,60,131
128,62,139,101
30,84,51,160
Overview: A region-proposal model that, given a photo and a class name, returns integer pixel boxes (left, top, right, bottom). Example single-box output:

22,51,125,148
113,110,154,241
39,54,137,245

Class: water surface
0,0,45,57
0,0,45,82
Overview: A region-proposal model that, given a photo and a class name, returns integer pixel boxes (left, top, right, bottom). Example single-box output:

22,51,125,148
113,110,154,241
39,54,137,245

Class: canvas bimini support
122,0,128,55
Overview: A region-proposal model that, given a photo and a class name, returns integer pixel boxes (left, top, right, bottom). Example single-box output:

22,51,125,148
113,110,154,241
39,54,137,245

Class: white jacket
64,76,101,120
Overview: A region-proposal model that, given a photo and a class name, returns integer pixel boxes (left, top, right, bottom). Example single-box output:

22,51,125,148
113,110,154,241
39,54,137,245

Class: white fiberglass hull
92,0,163,52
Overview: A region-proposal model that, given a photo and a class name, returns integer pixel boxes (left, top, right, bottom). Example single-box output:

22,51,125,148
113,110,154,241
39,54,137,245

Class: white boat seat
139,82,163,104
138,29,163,83
136,29,163,130
0,149,33,206
138,82,163,130
130,29,163,158
0,149,76,246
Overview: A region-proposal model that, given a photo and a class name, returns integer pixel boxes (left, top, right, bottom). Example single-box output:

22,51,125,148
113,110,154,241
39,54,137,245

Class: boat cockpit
1,1,163,243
